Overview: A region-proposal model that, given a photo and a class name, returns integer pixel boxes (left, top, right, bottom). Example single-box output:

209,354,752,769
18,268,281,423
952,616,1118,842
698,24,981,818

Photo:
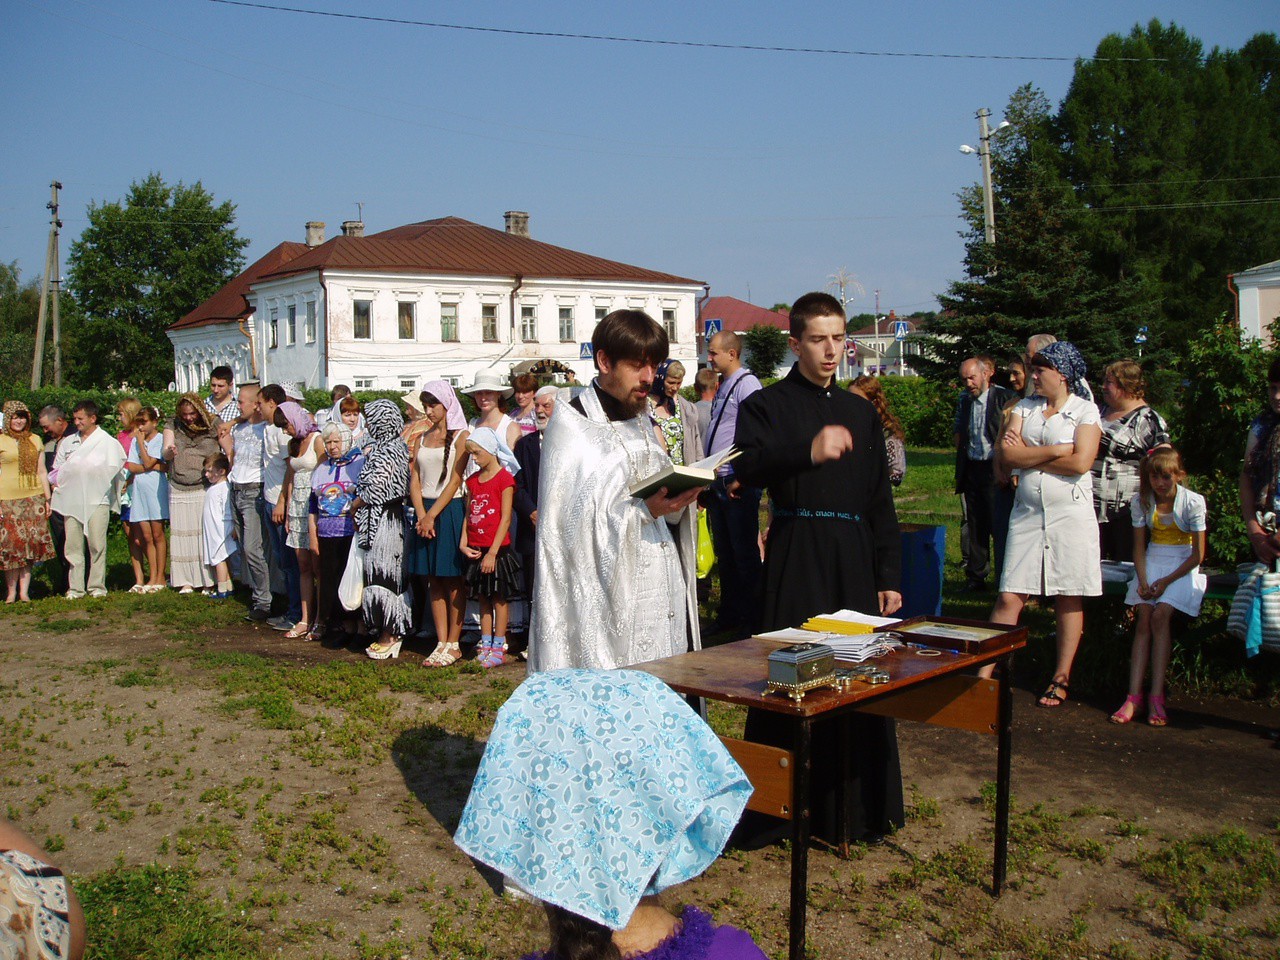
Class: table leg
789,718,812,960
835,714,851,858
993,655,1013,896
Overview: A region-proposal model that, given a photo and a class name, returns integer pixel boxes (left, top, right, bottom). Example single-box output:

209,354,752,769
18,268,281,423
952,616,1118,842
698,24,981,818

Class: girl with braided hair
407,381,471,667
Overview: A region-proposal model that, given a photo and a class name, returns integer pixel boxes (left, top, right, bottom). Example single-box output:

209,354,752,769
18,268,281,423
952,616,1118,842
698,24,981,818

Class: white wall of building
1237,263,1280,345
246,277,328,389
266,271,702,392
169,323,256,392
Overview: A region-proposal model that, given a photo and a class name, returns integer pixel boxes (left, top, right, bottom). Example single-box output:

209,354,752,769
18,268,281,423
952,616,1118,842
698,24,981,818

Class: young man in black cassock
733,291,905,844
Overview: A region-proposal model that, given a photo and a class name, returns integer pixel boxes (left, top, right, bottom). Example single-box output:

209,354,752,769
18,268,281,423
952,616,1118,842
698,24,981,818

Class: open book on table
628,447,741,499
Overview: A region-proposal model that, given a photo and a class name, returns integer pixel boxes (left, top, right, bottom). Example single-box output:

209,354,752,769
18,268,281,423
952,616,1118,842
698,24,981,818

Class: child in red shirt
461,428,521,667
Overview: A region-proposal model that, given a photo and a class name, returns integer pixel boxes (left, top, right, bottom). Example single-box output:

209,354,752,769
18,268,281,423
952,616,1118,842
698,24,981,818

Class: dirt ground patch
2,603,1278,959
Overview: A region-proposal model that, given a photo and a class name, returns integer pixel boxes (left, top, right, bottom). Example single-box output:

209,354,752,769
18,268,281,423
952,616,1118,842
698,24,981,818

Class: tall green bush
1170,316,1271,565
877,376,957,447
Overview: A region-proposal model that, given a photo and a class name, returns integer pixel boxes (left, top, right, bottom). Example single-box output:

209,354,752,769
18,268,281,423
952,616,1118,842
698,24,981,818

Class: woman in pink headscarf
277,401,321,639
406,380,472,667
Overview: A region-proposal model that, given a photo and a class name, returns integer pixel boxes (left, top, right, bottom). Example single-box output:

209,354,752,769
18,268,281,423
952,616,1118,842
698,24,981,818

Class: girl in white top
989,342,1102,709
409,381,472,667
277,402,322,640
1111,448,1206,727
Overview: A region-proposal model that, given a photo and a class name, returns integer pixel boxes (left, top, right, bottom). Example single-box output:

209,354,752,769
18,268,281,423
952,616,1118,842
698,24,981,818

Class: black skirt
463,544,521,602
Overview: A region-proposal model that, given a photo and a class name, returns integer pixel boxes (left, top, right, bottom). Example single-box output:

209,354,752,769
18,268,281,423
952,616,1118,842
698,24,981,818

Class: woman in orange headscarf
0,401,54,601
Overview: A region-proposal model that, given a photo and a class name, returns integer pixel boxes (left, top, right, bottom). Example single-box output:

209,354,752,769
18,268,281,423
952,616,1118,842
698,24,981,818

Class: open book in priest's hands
628,447,742,499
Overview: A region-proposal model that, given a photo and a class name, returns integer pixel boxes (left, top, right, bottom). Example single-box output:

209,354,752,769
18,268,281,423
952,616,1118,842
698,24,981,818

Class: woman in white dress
989,342,1102,708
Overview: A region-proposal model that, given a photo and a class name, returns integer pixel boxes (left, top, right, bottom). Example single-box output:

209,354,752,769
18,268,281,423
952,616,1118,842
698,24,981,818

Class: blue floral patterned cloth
454,669,753,930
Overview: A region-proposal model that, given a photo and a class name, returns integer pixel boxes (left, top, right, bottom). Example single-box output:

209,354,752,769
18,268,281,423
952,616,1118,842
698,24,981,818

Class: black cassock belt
773,507,862,523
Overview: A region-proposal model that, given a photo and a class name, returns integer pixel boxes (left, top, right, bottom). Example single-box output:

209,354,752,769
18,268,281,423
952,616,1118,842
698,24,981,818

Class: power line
205,0,1258,64
1086,196,1280,212
1076,173,1280,191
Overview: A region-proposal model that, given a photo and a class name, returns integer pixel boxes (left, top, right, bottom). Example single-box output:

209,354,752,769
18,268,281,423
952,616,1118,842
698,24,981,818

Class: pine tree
918,85,1150,381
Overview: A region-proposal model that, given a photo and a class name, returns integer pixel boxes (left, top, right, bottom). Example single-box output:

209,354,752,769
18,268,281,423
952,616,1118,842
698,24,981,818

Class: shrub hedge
0,384,433,434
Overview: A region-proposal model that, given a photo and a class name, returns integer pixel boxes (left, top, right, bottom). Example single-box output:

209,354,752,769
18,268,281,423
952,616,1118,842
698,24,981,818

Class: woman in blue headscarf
647,359,702,467
455,669,766,960
990,341,1103,709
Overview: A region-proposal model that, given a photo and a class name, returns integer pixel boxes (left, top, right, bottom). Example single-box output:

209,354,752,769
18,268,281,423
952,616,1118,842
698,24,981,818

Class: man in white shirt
257,383,301,630
50,401,125,599
221,382,272,621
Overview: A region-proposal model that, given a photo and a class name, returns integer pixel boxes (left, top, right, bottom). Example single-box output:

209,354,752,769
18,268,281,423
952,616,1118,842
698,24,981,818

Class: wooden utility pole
31,181,63,388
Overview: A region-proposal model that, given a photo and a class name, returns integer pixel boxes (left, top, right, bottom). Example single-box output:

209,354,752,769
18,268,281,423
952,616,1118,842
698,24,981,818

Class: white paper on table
755,627,837,643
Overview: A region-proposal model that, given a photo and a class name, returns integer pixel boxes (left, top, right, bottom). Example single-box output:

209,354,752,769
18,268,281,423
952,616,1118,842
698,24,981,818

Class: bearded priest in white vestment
527,310,702,672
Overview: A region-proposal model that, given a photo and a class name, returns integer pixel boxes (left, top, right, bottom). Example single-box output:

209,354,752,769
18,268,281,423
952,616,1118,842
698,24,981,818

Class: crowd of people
0,368,564,670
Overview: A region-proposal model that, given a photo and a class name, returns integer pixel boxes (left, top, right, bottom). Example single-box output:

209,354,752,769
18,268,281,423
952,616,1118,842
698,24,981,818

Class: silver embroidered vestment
528,385,701,671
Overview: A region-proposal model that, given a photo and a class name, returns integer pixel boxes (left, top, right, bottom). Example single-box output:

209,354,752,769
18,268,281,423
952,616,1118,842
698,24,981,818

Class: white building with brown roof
167,212,705,392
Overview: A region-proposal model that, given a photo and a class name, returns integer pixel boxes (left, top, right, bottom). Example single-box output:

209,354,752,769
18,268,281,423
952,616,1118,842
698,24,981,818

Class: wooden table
630,617,1026,960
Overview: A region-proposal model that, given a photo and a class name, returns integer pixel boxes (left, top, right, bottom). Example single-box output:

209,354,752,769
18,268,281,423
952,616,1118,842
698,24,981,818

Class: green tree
0,262,41,386
919,85,1150,380
742,324,790,377
1055,22,1280,360
65,174,248,388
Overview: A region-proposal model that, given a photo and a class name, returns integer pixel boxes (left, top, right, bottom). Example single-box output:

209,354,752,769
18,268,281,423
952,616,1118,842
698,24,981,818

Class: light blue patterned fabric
454,669,752,931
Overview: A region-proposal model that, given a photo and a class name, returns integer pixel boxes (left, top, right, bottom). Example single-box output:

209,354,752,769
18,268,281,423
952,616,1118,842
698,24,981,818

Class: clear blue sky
1,0,1272,317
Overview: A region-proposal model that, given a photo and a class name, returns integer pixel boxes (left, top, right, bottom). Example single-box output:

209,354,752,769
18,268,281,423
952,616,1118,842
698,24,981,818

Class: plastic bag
696,508,715,580
339,538,366,611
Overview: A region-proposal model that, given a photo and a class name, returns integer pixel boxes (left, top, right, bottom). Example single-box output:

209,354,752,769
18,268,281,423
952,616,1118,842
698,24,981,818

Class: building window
399,378,417,390
269,308,279,349
444,375,460,387
559,306,575,342
441,302,458,342
663,308,677,342
285,305,297,346
398,301,416,340
353,300,372,340
353,377,374,389
482,304,499,342
594,306,608,322
521,305,537,342
305,301,316,343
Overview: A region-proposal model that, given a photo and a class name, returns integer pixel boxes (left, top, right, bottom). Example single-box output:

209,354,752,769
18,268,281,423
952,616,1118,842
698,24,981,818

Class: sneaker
65,591,86,600
88,590,108,599
208,591,232,600
268,616,296,632
178,586,194,595
243,608,271,622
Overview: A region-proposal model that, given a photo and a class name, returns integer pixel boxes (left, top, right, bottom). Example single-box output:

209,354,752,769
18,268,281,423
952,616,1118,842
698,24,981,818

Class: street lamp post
960,109,1009,246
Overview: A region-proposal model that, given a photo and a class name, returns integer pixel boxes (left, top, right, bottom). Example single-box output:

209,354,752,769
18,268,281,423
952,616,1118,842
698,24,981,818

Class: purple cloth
278,401,317,440
309,454,363,538
705,367,762,476
521,906,767,960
